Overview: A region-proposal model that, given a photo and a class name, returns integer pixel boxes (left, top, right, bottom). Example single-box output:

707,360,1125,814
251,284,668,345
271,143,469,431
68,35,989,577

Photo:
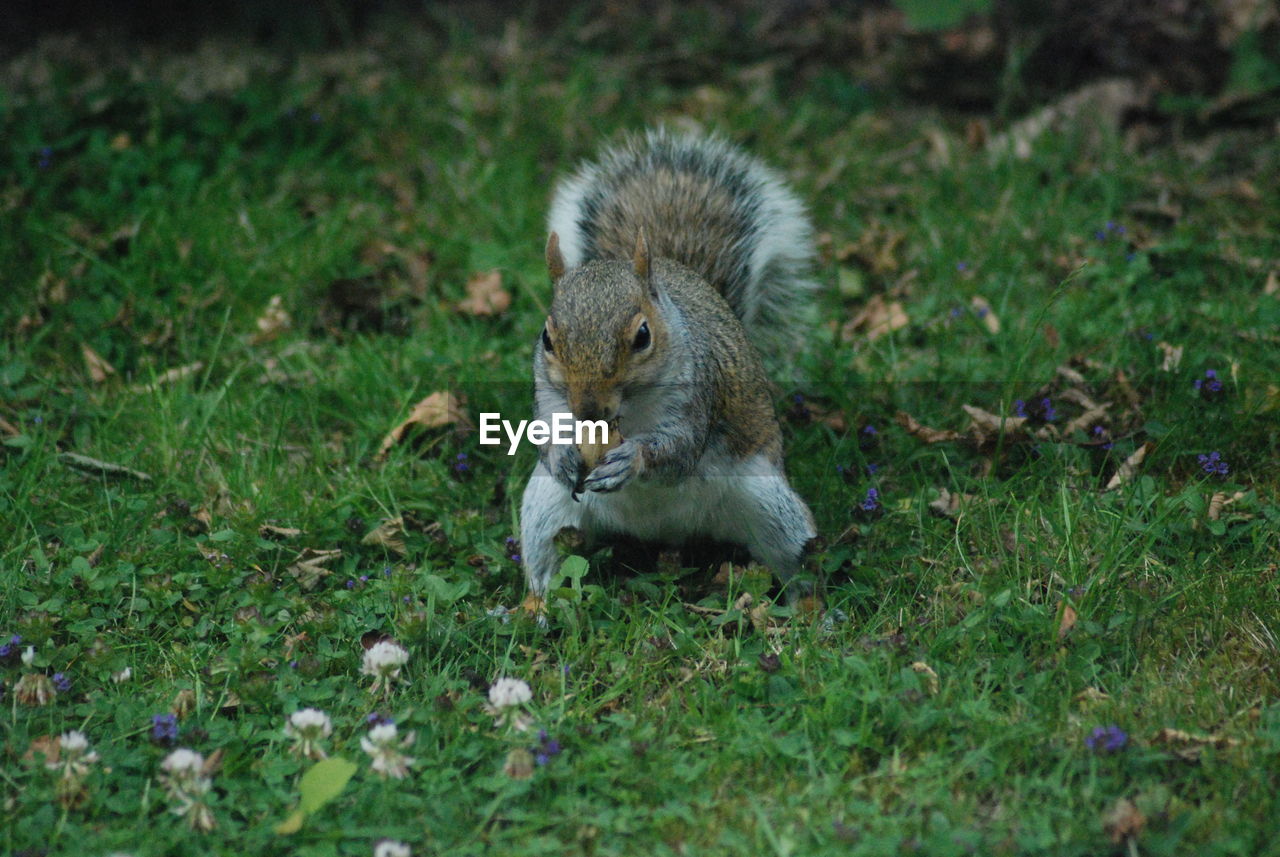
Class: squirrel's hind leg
520,463,588,599
724,466,817,602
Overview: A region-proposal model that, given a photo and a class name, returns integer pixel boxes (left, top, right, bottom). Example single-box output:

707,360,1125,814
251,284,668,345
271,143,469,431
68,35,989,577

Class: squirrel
519,127,818,606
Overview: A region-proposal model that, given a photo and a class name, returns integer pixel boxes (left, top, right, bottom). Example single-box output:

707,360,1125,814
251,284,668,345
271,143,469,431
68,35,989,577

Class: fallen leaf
1152,727,1240,761
1265,270,1279,297
1157,341,1183,372
259,524,303,540
1057,601,1078,639
1104,442,1151,491
81,343,116,383
58,452,152,482
362,517,408,556
989,79,1144,160
843,294,909,342
171,688,197,718
1103,797,1146,844
287,548,342,591
377,391,470,460
0,416,20,437
1207,491,1246,521
128,361,204,394
23,735,61,766
1074,687,1109,705
895,411,963,444
250,295,292,344
962,405,1027,439
928,487,979,519
1063,404,1111,437
910,661,940,695
969,295,1000,333
456,270,511,316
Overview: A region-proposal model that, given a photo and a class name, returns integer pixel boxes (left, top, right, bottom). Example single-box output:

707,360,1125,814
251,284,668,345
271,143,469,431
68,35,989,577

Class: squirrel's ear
546,232,566,282
633,229,651,282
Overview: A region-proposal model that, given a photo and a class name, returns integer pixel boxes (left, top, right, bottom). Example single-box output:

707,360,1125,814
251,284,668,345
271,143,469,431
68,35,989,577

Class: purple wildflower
151,713,179,745
52,672,71,693
1040,397,1057,422
1198,451,1229,477
1086,725,1128,754
949,306,963,319
37,147,52,169
860,488,880,512
0,633,19,659
453,452,470,474
346,579,356,589
1014,399,1028,419
1193,369,1223,395
862,425,877,436
534,729,562,766
366,712,394,728
956,261,969,273
359,575,369,583
866,463,879,475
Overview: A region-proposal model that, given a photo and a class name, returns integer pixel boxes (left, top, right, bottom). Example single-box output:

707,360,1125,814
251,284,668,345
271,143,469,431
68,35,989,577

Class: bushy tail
547,127,818,368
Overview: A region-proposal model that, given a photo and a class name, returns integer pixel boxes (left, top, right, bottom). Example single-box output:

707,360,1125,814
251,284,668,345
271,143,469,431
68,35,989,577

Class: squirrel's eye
541,326,554,354
633,321,651,352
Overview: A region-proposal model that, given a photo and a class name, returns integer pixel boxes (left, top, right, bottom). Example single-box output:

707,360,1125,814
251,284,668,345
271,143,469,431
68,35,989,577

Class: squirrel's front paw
582,441,642,493
546,444,584,492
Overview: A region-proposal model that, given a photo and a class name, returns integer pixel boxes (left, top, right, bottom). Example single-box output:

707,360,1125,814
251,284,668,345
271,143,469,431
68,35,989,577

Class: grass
3,11,1280,857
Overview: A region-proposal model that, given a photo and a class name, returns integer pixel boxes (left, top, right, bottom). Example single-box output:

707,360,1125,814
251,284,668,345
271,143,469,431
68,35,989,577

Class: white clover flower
361,640,409,696
159,747,216,830
360,722,416,780
374,840,412,857
161,748,205,778
47,730,99,781
488,677,532,709
21,645,35,666
112,666,132,683
284,708,333,760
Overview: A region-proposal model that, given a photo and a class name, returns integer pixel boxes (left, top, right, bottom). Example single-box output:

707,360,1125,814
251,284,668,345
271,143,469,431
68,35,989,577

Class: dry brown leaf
962,405,1027,437
1104,442,1152,491
110,132,132,151
258,523,303,540
1207,491,1247,521
1057,601,1078,640
1103,797,1146,844
171,688,197,718
250,295,292,344
456,270,511,316
82,343,116,383
128,361,204,394
969,295,1000,334
1074,687,1109,705
895,411,963,444
842,294,909,342
1265,270,1279,297
1064,404,1111,437
928,487,978,519
989,79,1144,160
362,517,408,556
910,661,940,695
0,415,20,437
377,391,470,460
23,734,62,766
1152,727,1240,761
520,593,546,617
1157,341,1183,372
287,547,342,591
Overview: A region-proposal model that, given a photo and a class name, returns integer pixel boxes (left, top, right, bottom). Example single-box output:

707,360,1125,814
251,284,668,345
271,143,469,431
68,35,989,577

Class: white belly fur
579,449,776,546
